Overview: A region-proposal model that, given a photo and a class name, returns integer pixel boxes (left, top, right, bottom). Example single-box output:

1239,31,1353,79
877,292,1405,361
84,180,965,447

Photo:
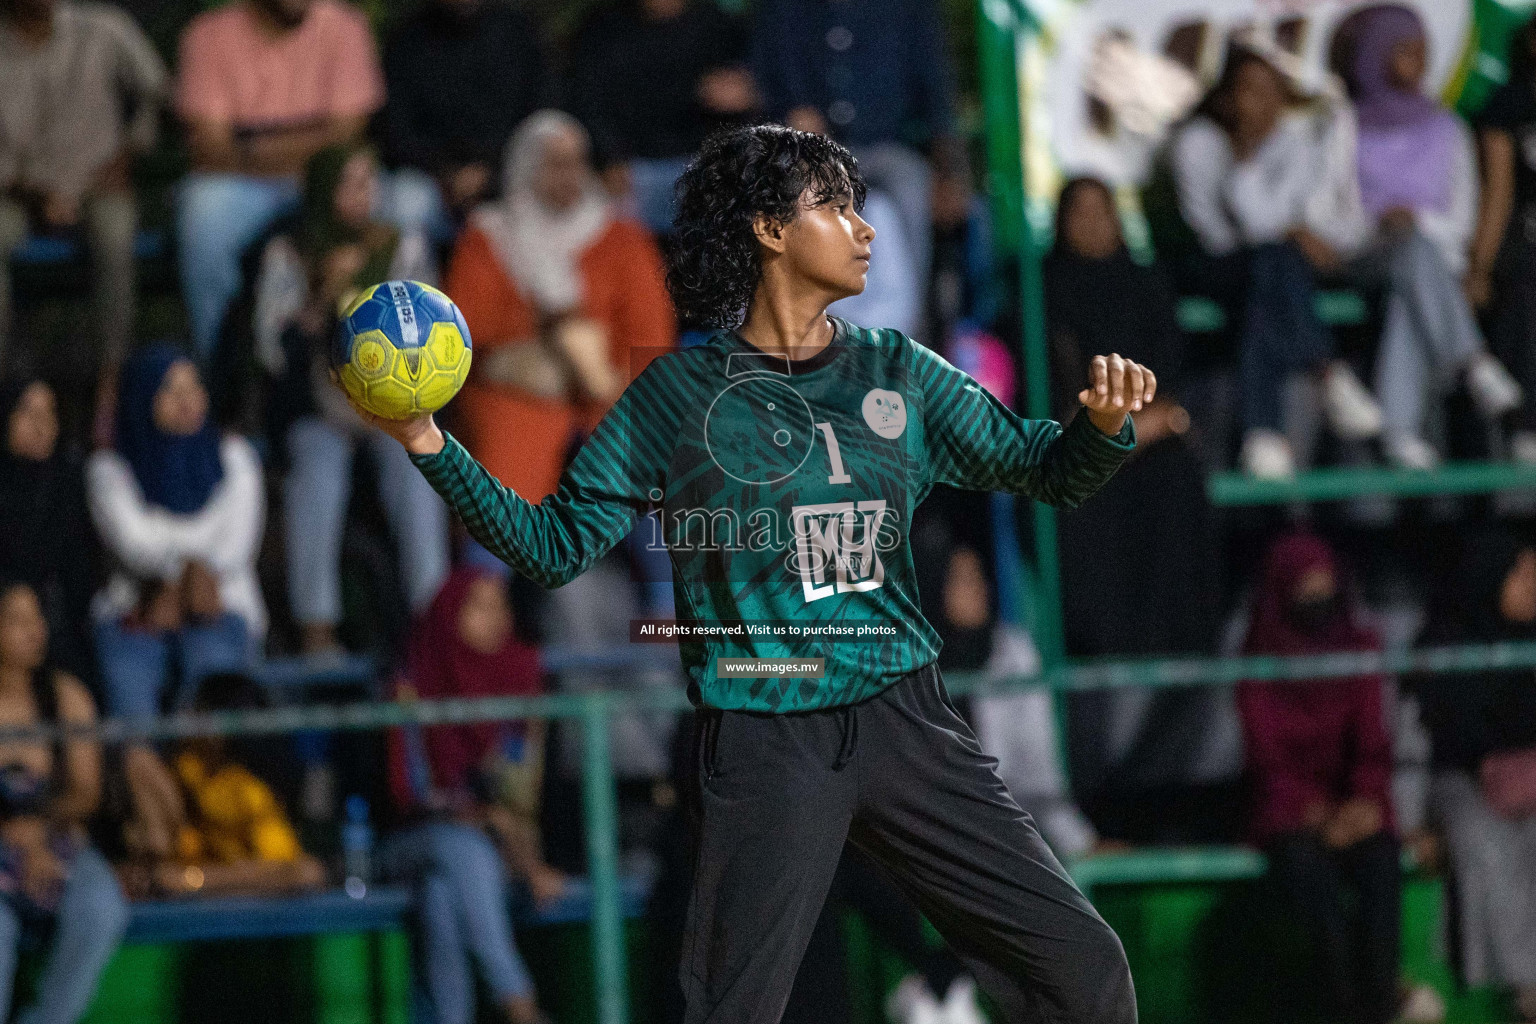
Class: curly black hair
666,124,867,330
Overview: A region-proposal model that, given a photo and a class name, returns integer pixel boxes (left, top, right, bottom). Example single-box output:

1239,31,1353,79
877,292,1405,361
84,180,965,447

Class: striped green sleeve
410,369,670,588
909,340,1135,507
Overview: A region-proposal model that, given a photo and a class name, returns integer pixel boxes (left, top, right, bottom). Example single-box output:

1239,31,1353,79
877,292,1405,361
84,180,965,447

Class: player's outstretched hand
335,374,445,455
1078,353,1157,436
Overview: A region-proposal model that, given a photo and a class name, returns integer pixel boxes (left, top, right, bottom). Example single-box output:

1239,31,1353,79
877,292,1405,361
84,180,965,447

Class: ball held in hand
333,280,473,420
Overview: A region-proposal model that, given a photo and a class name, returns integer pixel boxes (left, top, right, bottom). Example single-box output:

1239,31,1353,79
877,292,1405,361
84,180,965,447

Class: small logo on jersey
861,389,906,439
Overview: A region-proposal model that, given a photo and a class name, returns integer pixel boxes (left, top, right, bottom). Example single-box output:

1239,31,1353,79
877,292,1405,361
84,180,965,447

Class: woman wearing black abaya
0,378,97,680
1047,177,1240,844
1412,528,1536,1016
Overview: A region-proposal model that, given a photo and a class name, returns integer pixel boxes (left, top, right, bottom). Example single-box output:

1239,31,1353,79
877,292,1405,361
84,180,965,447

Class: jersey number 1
816,422,851,485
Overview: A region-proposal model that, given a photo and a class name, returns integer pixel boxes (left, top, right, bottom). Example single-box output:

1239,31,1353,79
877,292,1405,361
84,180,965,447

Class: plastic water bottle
341,795,374,898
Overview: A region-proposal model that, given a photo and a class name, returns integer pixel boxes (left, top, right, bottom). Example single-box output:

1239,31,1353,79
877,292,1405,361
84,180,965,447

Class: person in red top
378,566,559,1024
443,109,675,505
1237,532,1401,1024
173,0,384,359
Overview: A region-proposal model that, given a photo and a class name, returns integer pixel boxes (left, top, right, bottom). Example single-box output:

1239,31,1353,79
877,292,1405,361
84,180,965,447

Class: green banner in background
1458,0,1536,113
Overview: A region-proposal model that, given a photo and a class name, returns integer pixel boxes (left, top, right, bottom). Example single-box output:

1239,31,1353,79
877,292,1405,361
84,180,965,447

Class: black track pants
678,661,1137,1024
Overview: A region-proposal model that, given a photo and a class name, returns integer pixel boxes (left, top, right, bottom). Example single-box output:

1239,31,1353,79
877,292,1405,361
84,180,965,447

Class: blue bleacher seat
10,229,166,267
123,870,656,945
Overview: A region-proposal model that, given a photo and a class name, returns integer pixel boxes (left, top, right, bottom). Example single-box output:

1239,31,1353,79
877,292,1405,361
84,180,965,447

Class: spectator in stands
1470,13,1536,463
1342,5,1520,470
87,344,264,719
381,566,558,1024
119,672,324,898
1237,532,1401,1024
1414,528,1536,1019
443,110,675,504
0,579,128,1024
0,0,165,377
921,535,1098,859
0,378,95,678
568,0,754,234
255,143,448,655
751,0,969,317
1047,177,1235,844
376,0,547,241
174,0,384,359
1164,43,1385,479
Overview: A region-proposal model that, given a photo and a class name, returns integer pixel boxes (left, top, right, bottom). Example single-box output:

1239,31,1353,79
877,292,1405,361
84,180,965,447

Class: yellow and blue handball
333,280,473,420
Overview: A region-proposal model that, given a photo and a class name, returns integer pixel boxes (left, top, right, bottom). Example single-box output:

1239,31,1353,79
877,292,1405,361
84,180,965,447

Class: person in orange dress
443,109,676,503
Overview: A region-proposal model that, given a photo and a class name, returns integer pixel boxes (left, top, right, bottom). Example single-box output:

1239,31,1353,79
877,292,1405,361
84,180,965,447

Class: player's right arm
351,365,672,589
910,341,1149,509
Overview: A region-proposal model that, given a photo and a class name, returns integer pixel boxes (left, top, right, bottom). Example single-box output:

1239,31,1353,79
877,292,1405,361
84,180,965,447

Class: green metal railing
21,640,1536,1024
1209,461,1536,505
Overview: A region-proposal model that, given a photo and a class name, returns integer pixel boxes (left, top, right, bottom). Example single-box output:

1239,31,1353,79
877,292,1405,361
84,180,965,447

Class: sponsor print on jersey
789,499,889,602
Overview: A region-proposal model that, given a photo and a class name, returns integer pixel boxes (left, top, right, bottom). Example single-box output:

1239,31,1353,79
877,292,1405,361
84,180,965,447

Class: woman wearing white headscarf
443,110,676,503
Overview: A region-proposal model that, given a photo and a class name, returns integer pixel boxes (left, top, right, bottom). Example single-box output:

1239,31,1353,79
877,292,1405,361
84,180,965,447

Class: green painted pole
580,692,628,1024
977,0,1065,665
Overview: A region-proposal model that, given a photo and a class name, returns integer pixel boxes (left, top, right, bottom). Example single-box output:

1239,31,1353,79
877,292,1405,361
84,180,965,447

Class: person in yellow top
121,673,323,898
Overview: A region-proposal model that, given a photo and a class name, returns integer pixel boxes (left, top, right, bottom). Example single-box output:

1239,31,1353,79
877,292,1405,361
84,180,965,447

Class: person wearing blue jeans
176,173,301,360
0,848,130,1024
375,168,457,245
0,581,129,1024
283,416,449,652
377,822,540,1024
93,611,251,717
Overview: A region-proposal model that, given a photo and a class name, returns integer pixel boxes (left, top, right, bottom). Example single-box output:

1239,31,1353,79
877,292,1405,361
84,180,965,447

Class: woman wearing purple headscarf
1345,4,1521,469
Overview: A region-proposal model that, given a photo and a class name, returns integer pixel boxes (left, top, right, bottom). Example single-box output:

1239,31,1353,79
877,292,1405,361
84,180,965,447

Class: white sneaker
1384,434,1440,471
1321,361,1384,440
1240,429,1296,480
886,974,944,1024
1467,353,1523,419
938,976,987,1024
1396,983,1446,1024
1513,431,1536,465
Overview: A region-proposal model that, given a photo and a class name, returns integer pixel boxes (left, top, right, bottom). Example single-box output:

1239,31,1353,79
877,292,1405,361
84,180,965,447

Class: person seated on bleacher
255,143,449,655
173,0,384,360
0,0,165,383
117,672,324,899
1237,532,1405,1024
567,0,755,235
1162,39,1386,479
751,0,970,340
1469,13,1536,465
378,565,559,1024
1340,5,1521,470
442,109,675,507
375,0,549,242
0,378,97,681
0,579,128,1024
1412,528,1536,1021
86,344,264,720
1047,177,1239,844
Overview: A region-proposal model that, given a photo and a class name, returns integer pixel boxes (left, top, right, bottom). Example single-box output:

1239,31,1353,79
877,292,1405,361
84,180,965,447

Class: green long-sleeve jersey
410,316,1135,712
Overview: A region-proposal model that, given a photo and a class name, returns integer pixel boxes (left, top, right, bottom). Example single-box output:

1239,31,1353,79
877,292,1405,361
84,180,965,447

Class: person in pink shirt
173,0,383,358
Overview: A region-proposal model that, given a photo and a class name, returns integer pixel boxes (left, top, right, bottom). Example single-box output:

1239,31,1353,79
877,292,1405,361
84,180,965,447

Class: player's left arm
915,343,1151,508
